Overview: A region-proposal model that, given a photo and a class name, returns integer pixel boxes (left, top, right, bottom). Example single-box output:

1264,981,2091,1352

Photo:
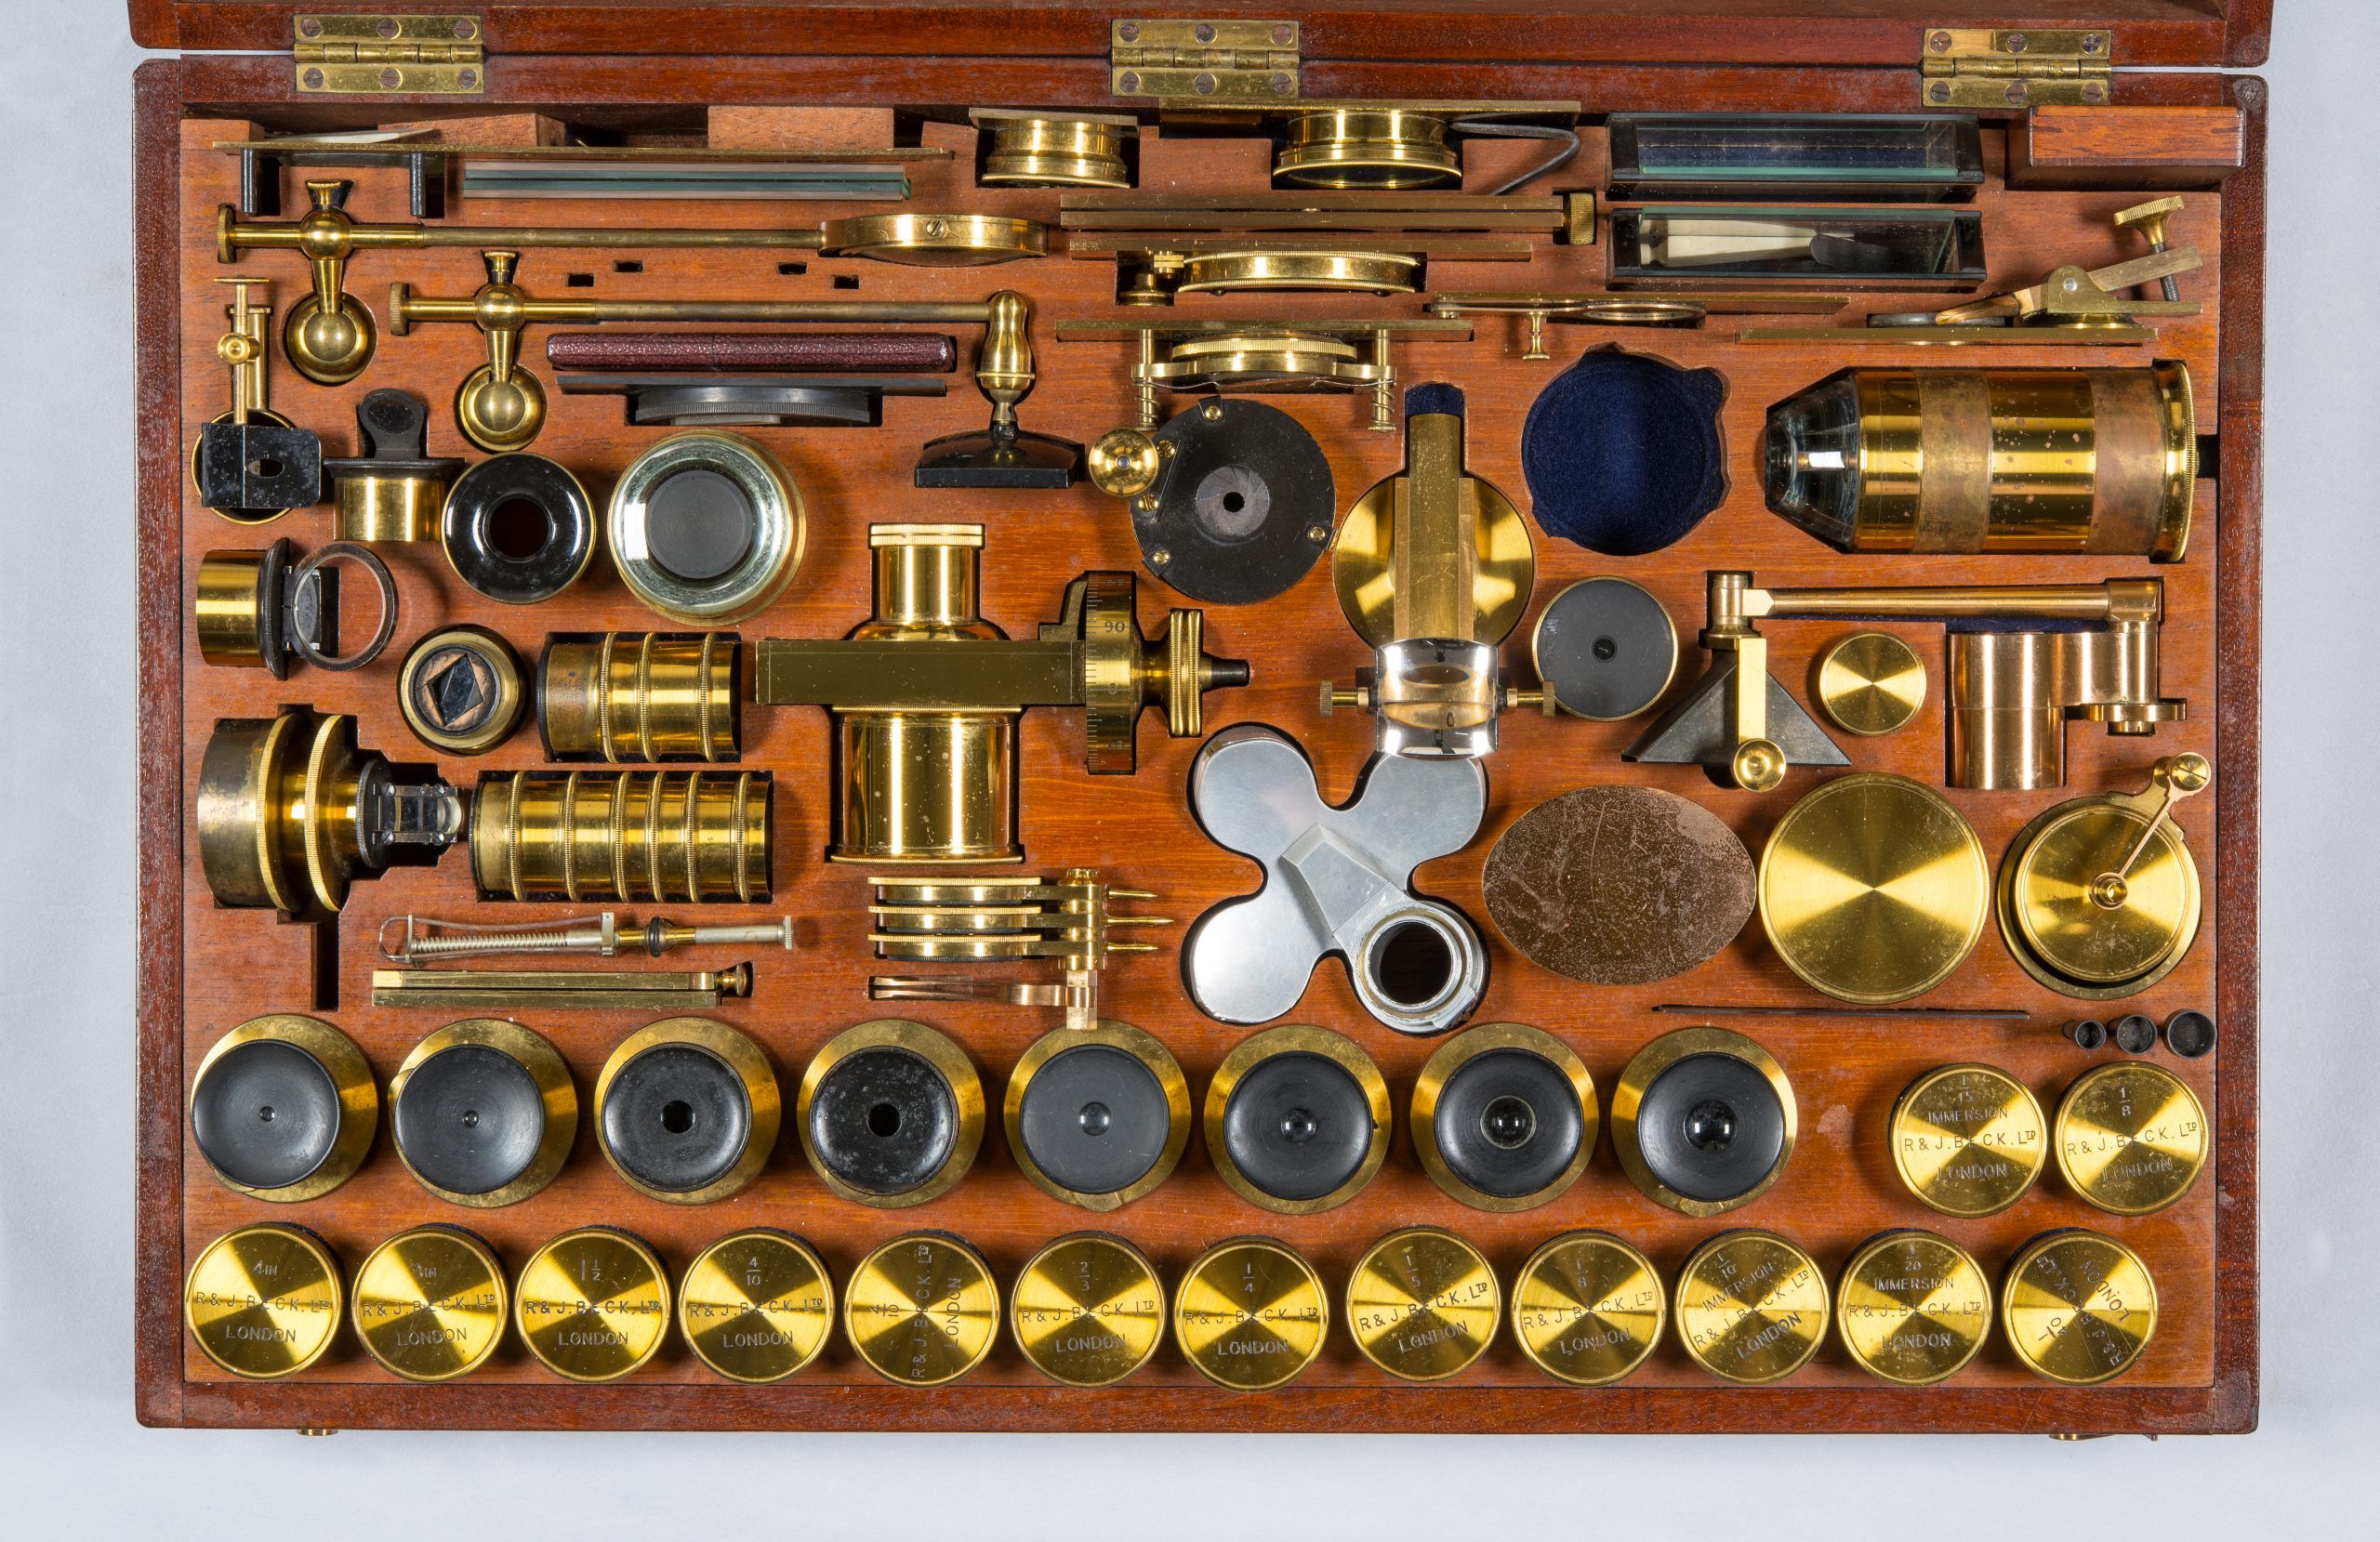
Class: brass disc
1410,1022,1596,1212
2054,1061,2208,1216
820,213,1047,267
1147,332,1387,392
1344,1227,1501,1381
1171,250,1421,297
514,1228,671,1382
2001,1230,2159,1385
185,1224,343,1379
1509,1232,1666,1386
1674,1230,1829,1384
389,1018,576,1208
189,1014,378,1204
1999,791,2201,998
1758,773,1989,1005
1173,1237,1329,1391
844,1232,1000,1387
1888,1062,2046,1217
1003,1021,1191,1212
351,1226,508,1382
1814,631,1926,737
594,1017,781,1206
1276,108,1459,190
1010,1232,1167,1388
1834,1230,1990,1386
1332,466,1536,649
678,1229,834,1382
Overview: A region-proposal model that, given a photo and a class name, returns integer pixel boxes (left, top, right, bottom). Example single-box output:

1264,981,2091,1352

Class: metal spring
378,913,615,961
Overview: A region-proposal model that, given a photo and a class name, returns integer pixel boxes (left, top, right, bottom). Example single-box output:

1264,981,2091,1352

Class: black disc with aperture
394,1044,546,1197
1434,1048,1585,1200
1017,1043,1171,1196
1533,577,1679,720
1134,400,1333,605
806,1047,959,1197
1633,1052,1786,1205
599,1044,753,1195
1220,1051,1374,1204
190,1039,342,1191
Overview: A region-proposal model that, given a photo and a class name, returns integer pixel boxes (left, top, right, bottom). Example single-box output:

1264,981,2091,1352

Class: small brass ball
284,294,376,385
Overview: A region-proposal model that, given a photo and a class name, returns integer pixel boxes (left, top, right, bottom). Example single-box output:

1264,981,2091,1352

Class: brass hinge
1921,28,2111,109
1111,20,1300,102
294,15,485,96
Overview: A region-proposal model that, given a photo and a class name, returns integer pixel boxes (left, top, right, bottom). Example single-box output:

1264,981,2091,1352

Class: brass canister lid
2002,1230,2159,1385
185,1223,343,1379
1889,1062,2047,1217
678,1229,834,1382
1834,1231,1990,1386
1173,1237,1329,1391
1674,1230,1829,1385
1509,1232,1666,1387
2054,1061,2208,1215
514,1227,670,1382
1814,631,1925,737
1010,1232,1167,1388
351,1225,507,1382
844,1232,1000,1387
1344,1227,1501,1382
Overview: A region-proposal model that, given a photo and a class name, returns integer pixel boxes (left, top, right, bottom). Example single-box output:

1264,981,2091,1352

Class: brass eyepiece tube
469,769,772,903
538,632,741,763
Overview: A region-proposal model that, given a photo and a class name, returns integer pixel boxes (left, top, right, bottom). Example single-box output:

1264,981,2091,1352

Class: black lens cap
1533,578,1678,720
1221,1051,1374,1204
190,1038,341,1191
1017,1043,1171,1196
1633,1052,1787,1204
600,1043,753,1194
394,1043,547,1196
2112,1013,2160,1056
1434,1048,1584,1199
644,467,756,582
807,1046,959,1197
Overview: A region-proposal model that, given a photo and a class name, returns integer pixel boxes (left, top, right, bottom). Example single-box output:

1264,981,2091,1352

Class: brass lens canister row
188,1223,2159,1390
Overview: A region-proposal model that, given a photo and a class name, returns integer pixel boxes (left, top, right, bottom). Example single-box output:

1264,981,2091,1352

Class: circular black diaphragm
191,1039,342,1191
600,1043,753,1195
1017,1043,1171,1196
1136,400,1333,605
442,453,595,604
1221,1050,1373,1204
644,466,757,582
807,1046,959,1197
1533,577,1678,720
1633,1052,1787,1205
1434,1048,1585,1200
394,1044,547,1197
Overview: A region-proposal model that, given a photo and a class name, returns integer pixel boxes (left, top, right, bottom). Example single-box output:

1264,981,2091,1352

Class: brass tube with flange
1276,107,1459,189
975,109,1136,188
539,632,741,764
468,769,771,903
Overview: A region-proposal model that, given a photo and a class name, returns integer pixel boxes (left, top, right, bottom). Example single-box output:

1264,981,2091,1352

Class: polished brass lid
351,1226,507,1382
1999,762,2204,999
679,1230,834,1383
1674,1230,1829,1384
820,212,1048,266
1171,249,1421,297
1345,1227,1501,1382
189,1014,378,1204
1510,1232,1665,1386
2054,1061,2208,1215
844,1232,1000,1387
1173,1237,1329,1391
2002,1230,2158,1385
185,1223,343,1379
1759,773,1989,1004
1834,1231,1990,1386
389,1018,576,1208
1815,632,1925,737
1010,1232,1167,1388
514,1228,670,1382
1889,1062,2047,1217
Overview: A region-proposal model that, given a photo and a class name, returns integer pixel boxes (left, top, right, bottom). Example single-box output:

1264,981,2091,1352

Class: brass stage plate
515,1228,671,1383
1673,1231,1829,1384
2000,788,2202,998
2054,1061,2208,1215
1889,1062,2047,1217
185,1224,343,1379
1344,1227,1501,1381
678,1230,834,1383
1509,1232,1665,1387
1010,1232,1167,1388
1814,631,1926,736
1835,1231,1991,1386
844,1232,1000,1387
351,1226,508,1382
1173,1238,1329,1391
2002,1231,2159,1385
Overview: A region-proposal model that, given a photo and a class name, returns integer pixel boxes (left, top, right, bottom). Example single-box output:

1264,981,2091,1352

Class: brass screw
1117,71,1142,93
298,17,322,37
1272,24,1293,45
2117,198,2186,303
376,18,399,38
2006,32,2028,52
1928,30,1952,50
1195,22,1215,42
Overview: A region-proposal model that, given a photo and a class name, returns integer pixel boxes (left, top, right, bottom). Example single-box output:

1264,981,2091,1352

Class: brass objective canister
843,1232,1001,1387
189,1014,378,1203
514,1227,671,1382
469,769,771,903
1673,1231,1830,1384
1276,107,1460,189
976,110,1136,188
1888,1063,2047,1217
2054,1061,2208,1215
1010,1232,1167,1387
185,1223,344,1379
2002,1230,2159,1384
1344,1227,1501,1382
350,1226,509,1382
1509,1232,1666,1386
1173,1237,1330,1391
678,1230,835,1382
1834,1231,1991,1386
1764,362,2197,560
539,632,741,763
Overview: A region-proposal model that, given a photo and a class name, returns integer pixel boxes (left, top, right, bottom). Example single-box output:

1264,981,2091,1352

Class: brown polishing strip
545,332,959,374
1483,785,1756,986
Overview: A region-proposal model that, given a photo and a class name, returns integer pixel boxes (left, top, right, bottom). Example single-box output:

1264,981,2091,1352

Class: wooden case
133,1,2268,1433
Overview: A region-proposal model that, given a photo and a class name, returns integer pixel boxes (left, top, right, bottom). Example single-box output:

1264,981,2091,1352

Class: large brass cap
2054,1061,2207,1215
2002,1230,2158,1385
1010,1232,1167,1388
1889,1063,2046,1217
844,1232,1000,1387
1509,1232,1665,1387
1674,1230,1829,1384
351,1226,508,1382
1173,1237,1329,1391
1814,631,1926,737
185,1224,344,1379
1834,1230,1990,1385
679,1230,834,1383
1345,1227,1501,1382
514,1228,671,1382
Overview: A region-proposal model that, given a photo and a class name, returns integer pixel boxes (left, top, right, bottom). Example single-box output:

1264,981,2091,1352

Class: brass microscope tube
469,770,773,903
539,632,741,763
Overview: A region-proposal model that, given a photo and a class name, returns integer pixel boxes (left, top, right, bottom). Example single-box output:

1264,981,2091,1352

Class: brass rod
1758,585,2122,622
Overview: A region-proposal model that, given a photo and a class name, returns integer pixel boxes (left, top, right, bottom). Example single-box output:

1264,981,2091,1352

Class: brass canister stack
539,632,741,763
469,769,772,903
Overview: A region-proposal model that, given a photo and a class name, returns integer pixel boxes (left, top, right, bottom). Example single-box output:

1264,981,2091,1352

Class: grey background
3,7,2373,1533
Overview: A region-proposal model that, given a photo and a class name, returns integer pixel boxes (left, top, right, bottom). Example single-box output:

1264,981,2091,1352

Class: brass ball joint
193,538,398,678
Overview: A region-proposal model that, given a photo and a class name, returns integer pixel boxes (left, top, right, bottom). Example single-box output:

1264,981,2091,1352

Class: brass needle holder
866,868,1170,1032
379,911,795,961
370,963,754,1011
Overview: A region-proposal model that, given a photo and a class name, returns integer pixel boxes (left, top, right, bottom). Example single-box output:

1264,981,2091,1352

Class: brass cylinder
469,769,771,903
981,113,1134,188
1276,108,1459,190
334,468,447,542
540,632,741,764
193,548,273,667
1764,362,2196,560
1948,631,2064,789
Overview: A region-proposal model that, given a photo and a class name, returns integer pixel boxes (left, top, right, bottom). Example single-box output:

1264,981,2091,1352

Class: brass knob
185,1223,343,1379
1087,426,1164,498
514,1228,671,1382
2002,1230,2158,1384
678,1230,835,1382
1673,1230,1829,1385
1814,631,1926,737
1010,1232,1167,1388
1509,1232,1665,1387
843,1232,1000,1387
351,1226,508,1382
1834,1230,1990,1385
2054,1061,2207,1215
1888,1063,2046,1217
1344,1227,1501,1382
1172,1237,1329,1391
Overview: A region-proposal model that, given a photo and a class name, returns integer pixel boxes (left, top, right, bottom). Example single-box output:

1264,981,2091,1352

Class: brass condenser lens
188,1014,377,1204
1888,1062,2046,1218
2054,1061,2208,1215
678,1229,834,1382
1509,1232,1665,1387
539,632,741,763
350,1225,508,1382
185,1223,343,1379
1010,1232,1167,1388
469,769,772,903
1276,107,1459,189
1173,1237,1329,1391
514,1227,671,1382
1834,1230,1990,1386
1673,1230,1830,1385
844,1232,1001,1387
2001,1230,2159,1385
1344,1227,1501,1382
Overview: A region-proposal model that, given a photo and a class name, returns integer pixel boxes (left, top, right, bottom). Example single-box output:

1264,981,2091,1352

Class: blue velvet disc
1521,348,1728,556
